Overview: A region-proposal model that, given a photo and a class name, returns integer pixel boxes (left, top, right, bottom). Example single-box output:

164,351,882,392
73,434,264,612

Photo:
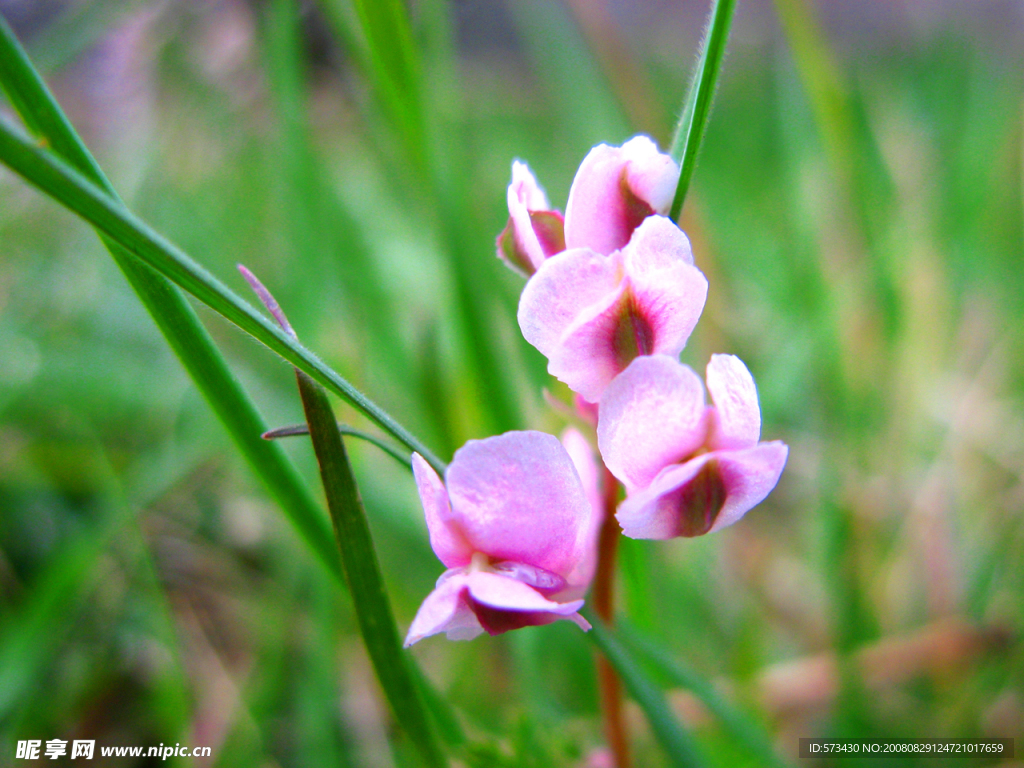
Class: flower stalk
594,465,630,768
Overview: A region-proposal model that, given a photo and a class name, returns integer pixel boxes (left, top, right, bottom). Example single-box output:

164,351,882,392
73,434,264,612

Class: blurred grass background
0,0,1022,765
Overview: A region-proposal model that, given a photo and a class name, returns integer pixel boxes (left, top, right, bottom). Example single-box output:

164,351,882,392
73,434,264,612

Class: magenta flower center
611,292,655,371
618,170,656,237
671,460,727,537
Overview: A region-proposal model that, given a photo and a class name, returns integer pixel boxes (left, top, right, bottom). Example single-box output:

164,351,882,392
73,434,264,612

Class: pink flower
404,431,600,645
564,135,679,255
597,354,788,539
518,215,708,403
497,161,566,276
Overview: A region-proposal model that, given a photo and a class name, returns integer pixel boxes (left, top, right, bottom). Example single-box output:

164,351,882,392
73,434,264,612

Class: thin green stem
263,424,411,469
0,117,447,475
668,0,737,221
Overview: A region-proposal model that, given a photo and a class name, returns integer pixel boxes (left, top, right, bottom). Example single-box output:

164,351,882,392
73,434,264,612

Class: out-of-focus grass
1,0,1022,765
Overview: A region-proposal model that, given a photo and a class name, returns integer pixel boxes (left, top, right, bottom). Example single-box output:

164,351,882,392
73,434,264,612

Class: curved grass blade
0,117,447,476
263,423,410,469
295,372,446,768
668,0,737,221
583,611,707,768
0,12,341,581
617,623,795,768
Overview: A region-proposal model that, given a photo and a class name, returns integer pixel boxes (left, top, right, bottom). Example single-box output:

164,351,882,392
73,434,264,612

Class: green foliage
1,0,1021,765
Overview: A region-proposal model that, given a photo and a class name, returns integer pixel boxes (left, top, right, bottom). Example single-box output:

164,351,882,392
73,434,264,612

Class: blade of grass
0,11,341,581
617,623,795,768
242,266,447,767
262,422,411,469
0,117,447,476
295,371,446,768
583,611,707,768
668,0,737,221
264,0,411,372
342,0,427,173
0,496,130,722
329,0,524,436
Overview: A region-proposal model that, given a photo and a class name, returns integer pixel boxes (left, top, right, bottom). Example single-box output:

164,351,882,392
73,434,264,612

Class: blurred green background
1,0,1022,765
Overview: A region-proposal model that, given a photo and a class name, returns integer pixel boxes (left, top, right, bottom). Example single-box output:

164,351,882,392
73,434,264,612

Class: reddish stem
594,464,630,768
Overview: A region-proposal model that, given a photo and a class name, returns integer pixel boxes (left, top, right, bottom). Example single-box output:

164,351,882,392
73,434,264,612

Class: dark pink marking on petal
671,459,728,537
610,291,655,372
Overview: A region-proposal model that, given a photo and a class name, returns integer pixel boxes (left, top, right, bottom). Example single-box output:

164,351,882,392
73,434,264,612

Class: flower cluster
405,136,787,645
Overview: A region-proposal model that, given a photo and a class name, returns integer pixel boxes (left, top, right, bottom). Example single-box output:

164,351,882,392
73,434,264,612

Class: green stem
668,0,737,222
263,423,411,469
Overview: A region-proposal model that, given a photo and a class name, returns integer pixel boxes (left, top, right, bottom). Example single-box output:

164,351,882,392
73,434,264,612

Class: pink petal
559,427,603,597
444,431,591,578
564,136,679,255
510,159,550,211
467,571,584,614
404,571,482,646
621,217,708,361
707,441,788,533
623,214,694,268
519,220,706,403
412,453,472,568
620,136,679,215
597,355,707,491
466,571,587,636
705,354,761,450
544,285,630,402
498,161,565,276
518,247,622,361
615,442,789,539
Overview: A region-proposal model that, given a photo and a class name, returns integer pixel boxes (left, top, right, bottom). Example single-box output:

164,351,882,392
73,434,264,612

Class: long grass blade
239,265,446,767
584,611,707,768
0,12,341,580
331,0,524,436
0,117,447,476
295,368,446,767
668,0,737,221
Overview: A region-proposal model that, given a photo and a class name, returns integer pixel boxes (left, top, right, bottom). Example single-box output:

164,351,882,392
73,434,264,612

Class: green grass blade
0,499,129,722
263,422,412,469
617,624,795,768
668,0,737,221
344,0,427,170
331,0,524,436
0,117,447,476
584,611,707,768
0,11,341,581
295,368,447,768
264,0,412,371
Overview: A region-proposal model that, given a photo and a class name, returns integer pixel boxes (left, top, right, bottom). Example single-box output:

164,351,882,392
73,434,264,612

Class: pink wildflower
497,161,566,276
404,431,600,645
518,215,708,403
564,135,679,255
597,354,788,539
